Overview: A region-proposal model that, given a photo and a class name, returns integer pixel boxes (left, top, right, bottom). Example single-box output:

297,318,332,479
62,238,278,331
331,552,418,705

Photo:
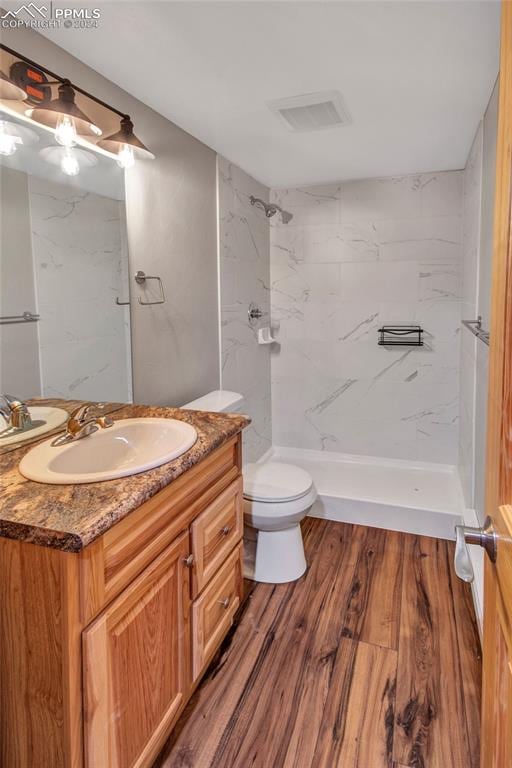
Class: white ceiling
37,1,500,188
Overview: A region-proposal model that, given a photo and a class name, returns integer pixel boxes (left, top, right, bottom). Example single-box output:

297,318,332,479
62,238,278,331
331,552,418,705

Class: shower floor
262,446,465,540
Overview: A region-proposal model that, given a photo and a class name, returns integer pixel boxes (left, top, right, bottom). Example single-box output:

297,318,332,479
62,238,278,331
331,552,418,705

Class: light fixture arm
0,43,128,121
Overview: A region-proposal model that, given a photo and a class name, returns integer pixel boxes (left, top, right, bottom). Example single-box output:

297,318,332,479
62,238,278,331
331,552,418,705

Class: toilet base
244,524,307,583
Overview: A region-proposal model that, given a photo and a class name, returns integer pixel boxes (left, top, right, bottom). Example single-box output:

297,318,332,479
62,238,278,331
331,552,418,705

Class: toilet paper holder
257,327,277,345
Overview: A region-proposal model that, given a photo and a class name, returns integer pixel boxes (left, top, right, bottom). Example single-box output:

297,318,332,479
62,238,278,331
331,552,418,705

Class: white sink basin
19,417,198,484
0,406,68,447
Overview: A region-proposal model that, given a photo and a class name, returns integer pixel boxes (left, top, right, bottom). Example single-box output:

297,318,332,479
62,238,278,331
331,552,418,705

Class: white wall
459,79,498,522
29,176,132,403
218,157,272,462
270,172,463,462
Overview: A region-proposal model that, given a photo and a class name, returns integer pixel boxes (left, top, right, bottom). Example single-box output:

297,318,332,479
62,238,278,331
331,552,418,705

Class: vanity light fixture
0,44,155,169
0,69,27,101
97,115,155,168
25,80,102,141
0,119,22,156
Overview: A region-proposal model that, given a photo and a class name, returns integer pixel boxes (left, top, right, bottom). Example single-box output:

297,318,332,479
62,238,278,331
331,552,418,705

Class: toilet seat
243,462,313,503
243,484,318,530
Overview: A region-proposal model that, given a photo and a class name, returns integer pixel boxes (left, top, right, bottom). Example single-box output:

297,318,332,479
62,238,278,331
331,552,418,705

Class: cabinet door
82,532,190,768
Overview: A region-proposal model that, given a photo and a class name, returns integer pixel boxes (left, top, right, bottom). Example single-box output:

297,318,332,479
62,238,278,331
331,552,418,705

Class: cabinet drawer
191,542,243,680
190,476,243,597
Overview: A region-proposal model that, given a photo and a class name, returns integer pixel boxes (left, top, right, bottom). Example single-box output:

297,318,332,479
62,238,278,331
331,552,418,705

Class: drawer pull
218,597,230,609
220,525,231,536
183,554,194,567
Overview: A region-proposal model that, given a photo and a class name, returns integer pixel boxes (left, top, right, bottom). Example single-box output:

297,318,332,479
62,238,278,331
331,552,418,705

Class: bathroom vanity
0,400,249,768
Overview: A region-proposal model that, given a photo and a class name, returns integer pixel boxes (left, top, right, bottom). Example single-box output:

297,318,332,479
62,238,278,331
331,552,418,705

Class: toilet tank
182,390,245,413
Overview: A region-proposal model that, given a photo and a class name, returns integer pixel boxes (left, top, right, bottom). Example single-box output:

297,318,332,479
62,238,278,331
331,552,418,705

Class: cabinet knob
220,525,231,536
183,554,194,567
218,597,230,609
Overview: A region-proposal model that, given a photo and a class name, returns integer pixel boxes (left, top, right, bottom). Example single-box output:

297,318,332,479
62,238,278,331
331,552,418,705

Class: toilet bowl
243,462,317,583
182,390,317,583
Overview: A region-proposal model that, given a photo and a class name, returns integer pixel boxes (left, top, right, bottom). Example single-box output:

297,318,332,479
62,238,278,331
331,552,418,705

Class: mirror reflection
0,113,132,449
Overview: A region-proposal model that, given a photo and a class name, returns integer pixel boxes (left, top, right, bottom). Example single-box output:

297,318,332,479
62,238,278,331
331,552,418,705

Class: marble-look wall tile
218,157,271,462
29,176,132,403
270,170,463,463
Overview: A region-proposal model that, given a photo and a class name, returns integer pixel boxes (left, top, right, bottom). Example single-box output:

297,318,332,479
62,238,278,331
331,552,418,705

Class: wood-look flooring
154,519,481,768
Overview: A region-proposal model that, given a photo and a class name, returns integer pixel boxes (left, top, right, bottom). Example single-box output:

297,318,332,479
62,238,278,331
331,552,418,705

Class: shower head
249,195,293,224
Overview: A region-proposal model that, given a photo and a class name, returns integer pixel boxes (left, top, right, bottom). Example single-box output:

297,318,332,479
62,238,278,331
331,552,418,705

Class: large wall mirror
0,112,133,451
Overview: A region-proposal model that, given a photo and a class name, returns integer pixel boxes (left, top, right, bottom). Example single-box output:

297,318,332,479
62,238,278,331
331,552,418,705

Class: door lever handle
454,516,498,583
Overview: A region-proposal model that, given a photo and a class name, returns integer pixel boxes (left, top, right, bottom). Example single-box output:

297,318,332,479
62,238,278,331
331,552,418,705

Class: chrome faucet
55,403,114,444
0,394,33,433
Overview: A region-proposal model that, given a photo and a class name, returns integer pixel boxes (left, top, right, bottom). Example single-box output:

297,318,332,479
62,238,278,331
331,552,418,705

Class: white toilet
182,390,317,584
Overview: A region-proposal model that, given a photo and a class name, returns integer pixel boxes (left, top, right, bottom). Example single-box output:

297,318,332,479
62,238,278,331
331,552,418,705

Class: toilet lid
243,462,313,502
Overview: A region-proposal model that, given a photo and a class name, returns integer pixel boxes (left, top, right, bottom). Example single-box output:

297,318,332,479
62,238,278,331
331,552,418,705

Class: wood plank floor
154,519,481,768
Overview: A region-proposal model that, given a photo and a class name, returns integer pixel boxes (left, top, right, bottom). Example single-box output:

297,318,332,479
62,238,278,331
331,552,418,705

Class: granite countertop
0,400,250,553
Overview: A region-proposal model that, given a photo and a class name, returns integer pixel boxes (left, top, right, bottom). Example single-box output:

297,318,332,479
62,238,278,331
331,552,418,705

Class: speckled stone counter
0,400,250,552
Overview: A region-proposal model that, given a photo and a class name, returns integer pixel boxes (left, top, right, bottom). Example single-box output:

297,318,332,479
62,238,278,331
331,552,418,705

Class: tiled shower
217,157,272,463
216,77,497,600
270,171,463,464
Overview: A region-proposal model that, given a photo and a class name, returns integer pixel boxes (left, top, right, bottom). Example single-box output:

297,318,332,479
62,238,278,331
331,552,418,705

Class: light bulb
0,121,22,156
117,143,135,169
60,148,80,176
55,115,77,148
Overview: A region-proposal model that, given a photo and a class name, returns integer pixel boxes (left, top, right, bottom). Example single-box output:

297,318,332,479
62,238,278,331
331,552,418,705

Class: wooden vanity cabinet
0,435,244,768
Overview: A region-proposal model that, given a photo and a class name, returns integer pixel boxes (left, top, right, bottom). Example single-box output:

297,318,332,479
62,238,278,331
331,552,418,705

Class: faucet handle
1,394,29,413
66,403,114,434
0,395,32,431
69,403,106,424
68,403,98,425
96,415,114,429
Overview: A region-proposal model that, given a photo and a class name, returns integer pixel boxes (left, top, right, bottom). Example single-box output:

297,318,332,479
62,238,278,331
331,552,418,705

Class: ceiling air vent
267,91,351,133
